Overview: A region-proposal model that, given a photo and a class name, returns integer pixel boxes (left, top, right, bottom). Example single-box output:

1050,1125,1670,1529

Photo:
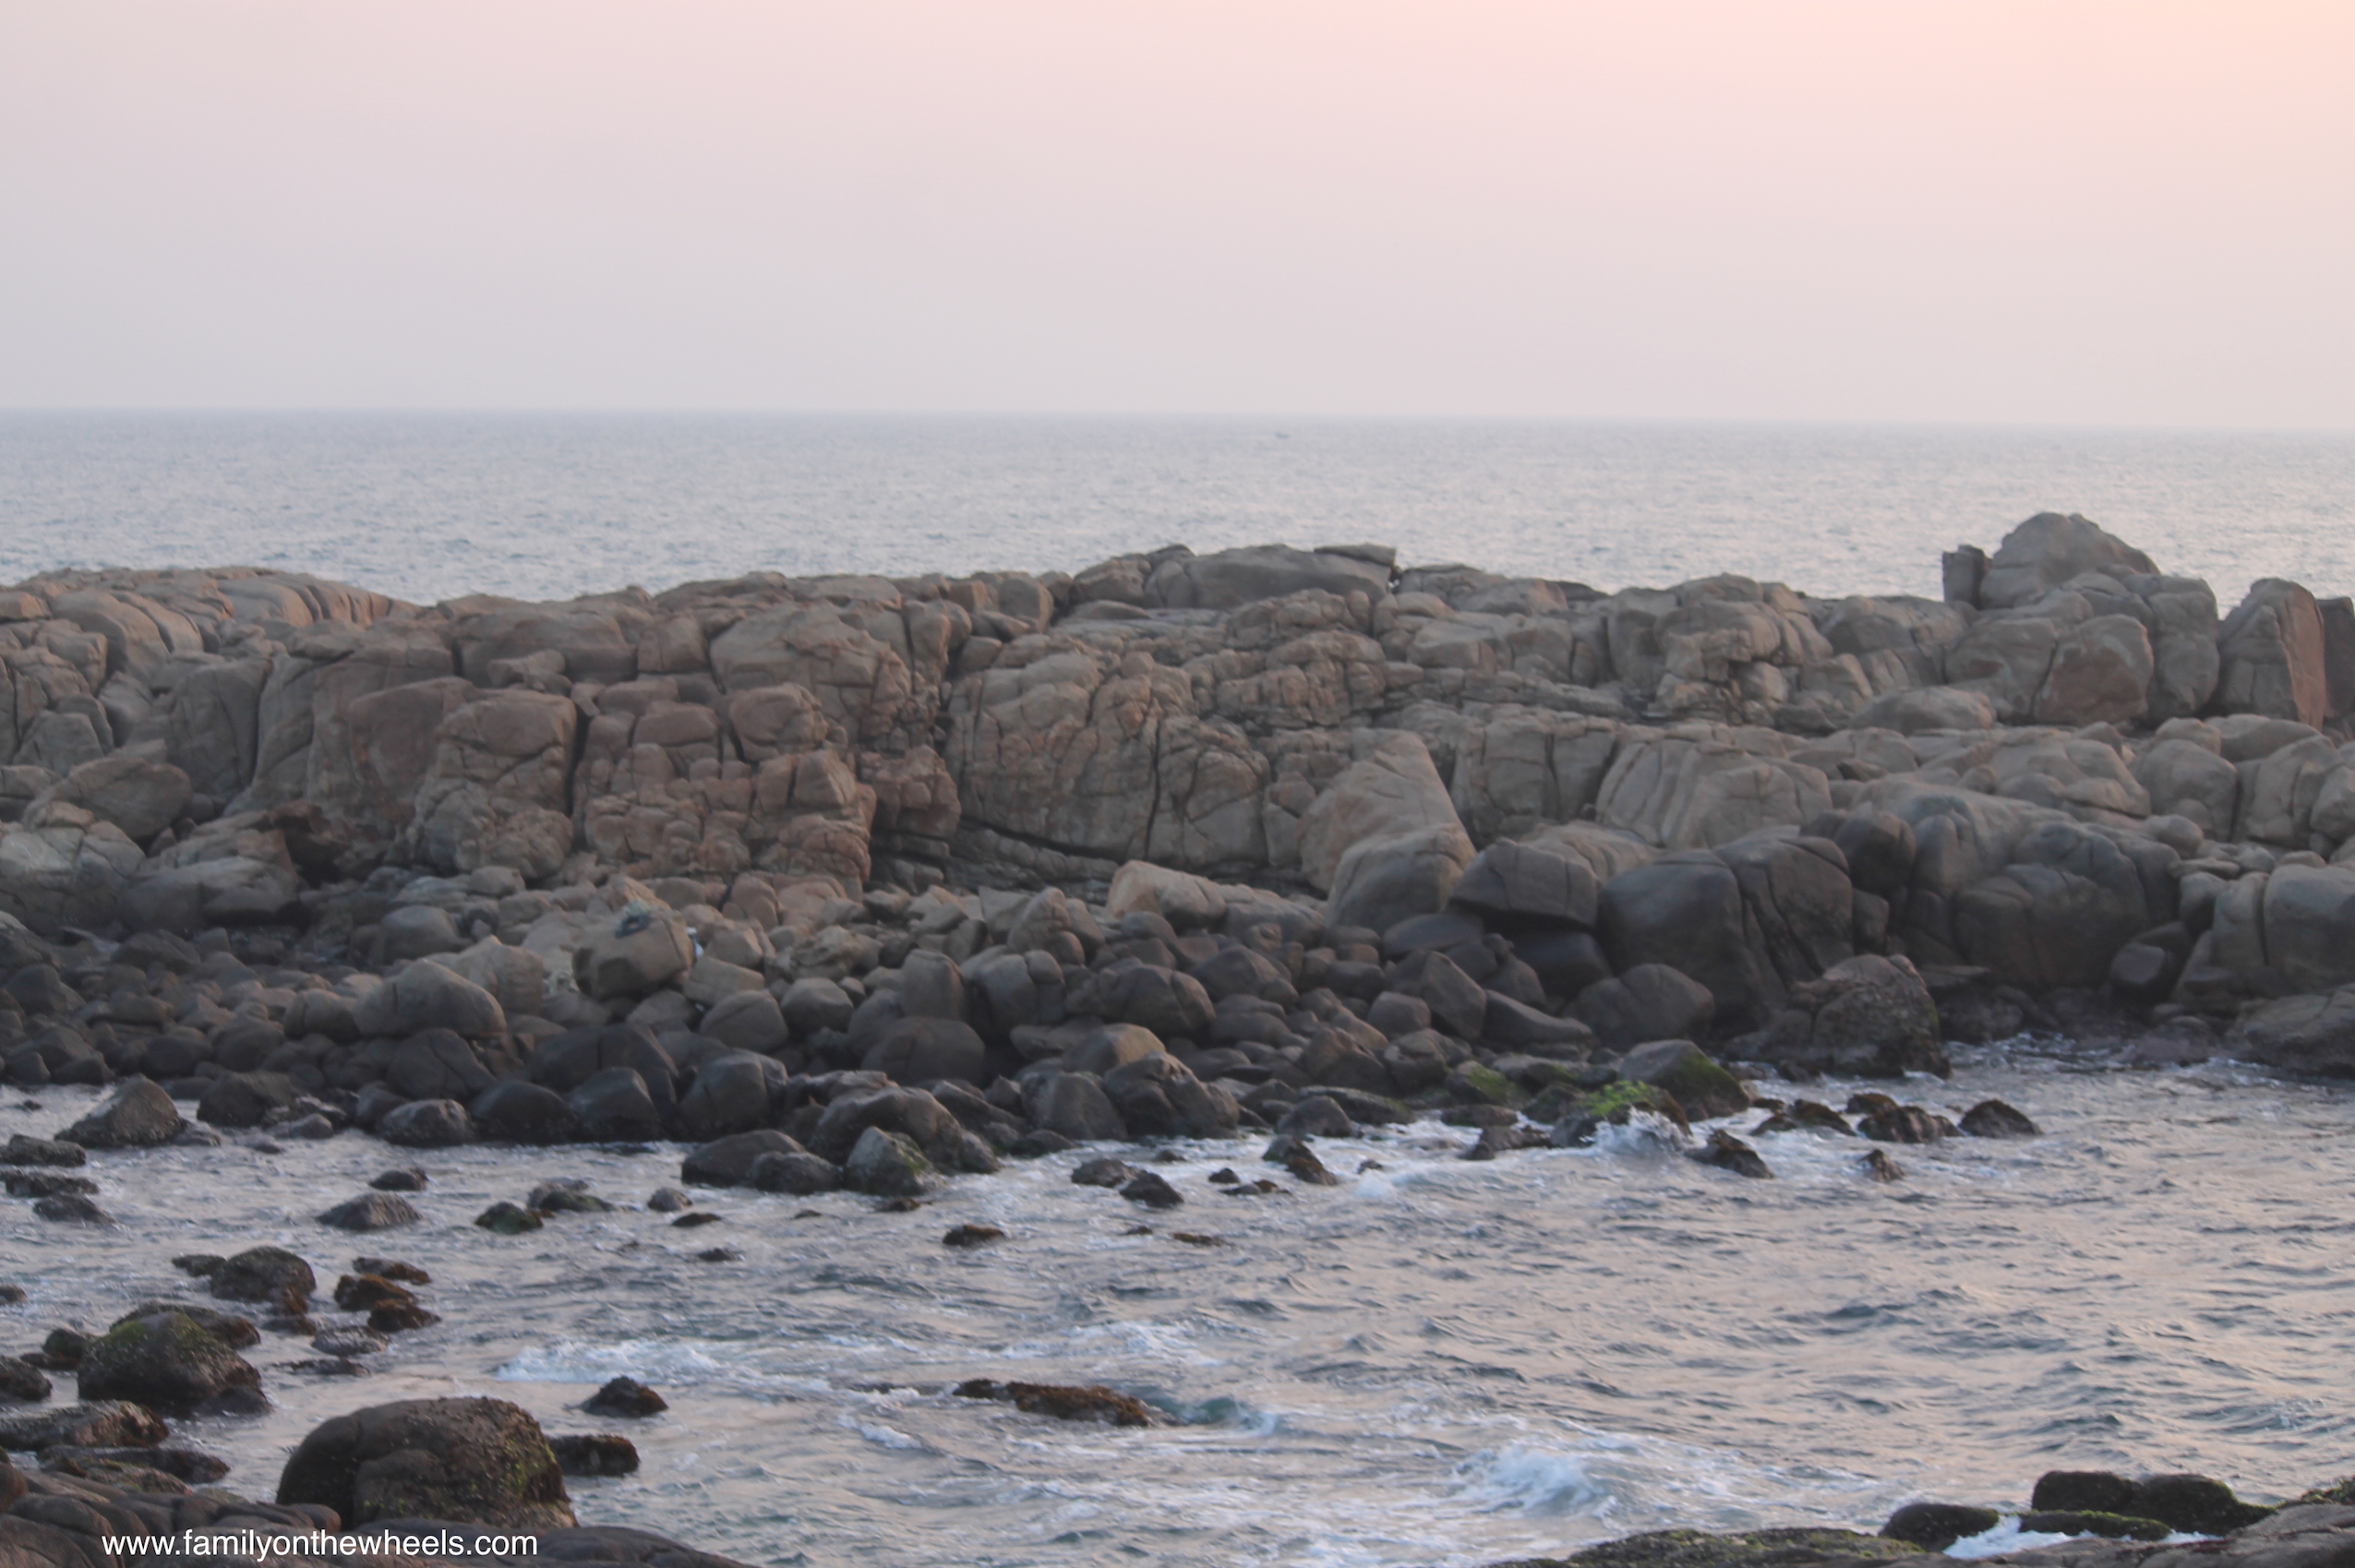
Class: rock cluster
0,515,2347,1183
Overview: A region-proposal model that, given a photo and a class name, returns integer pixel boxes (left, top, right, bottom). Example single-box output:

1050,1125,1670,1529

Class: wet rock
1855,1104,1954,1143
5,1133,86,1167
682,1128,806,1188
524,1179,609,1215
568,1066,667,1142
77,1311,265,1416
1071,1156,1136,1188
474,1201,543,1234
2029,1470,2138,1514
583,1376,667,1418
209,1246,316,1309
1958,1098,2039,1138
0,1400,168,1452
0,1358,53,1403
58,1078,185,1149
1460,1123,1547,1160
32,1192,113,1225
550,1432,640,1477
1007,1129,1077,1158
943,1223,1005,1248
671,1211,723,1228
1020,1070,1128,1143
843,1126,933,1197
572,909,696,1000
646,1187,691,1212
42,1442,229,1483
952,1378,1159,1427
378,1097,475,1148
1277,1095,1357,1139
749,1151,840,1195
2129,1474,2276,1534
2017,1510,2169,1541
1263,1134,1341,1186
353,1256,430,1284
470,1080,583,1145
276,1394,577,1527
1858,1149,1904,1182
1615,1039,1748,1120
109,1302,258,1348
312,1328,387,1359
369,1168,428,1191
318,1194,421,1232
1880,1502,2002,1551
1119,1170,1184,1208
1687,1130,1772,1179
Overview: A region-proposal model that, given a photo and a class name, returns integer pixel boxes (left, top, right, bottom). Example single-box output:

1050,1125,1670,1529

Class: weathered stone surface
276,1395,576,1527
2217,579,2330,726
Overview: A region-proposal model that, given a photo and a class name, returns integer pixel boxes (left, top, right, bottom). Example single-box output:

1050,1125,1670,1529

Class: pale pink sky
3,2,2349,424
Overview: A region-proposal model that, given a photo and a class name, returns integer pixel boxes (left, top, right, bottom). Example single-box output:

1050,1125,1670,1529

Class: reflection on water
4,1047,2352,1567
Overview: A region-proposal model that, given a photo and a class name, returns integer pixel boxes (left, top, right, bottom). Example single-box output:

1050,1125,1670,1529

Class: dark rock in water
173,1253,224,1276
682,1129,808,1188
0,1400,169,1452
110,1301,258,1348
1277,1095,1356,1139
750,1151,841,1195
471,1081,584,1145
349,1257,431,1285
1314,1086,1412,1125
0,1357,53,1402
369,1167,428,1191
2129,1473,2275,1534
4,1169,97,1197
44,1442,229,1483
672,1211,722,1228
59,1079,185,1148
550,1432,640,1477
694,1246,739,1263
210,1246,315,1308
370,1300,440,1333
1070,1157,1136,1189
1264,1133,1342,1186
379,1097,475,1148
32,1193,113,1225
1207,1167,1240,1185
1616,1040,1749,1120
1856,1105,1954,1143
0,1283,20,1304
334,1274,416,1313
845,1126,934,1197
646,1187,691,1212
2018,1510,2169,1540
953,1378,1159,1427
1506,1525,1921,1568
583,1375,667,1418
1880,1502,2001,1551
1858,1149,1904,1182
41,1326,92,1368
318,1193,421,1231
198,1070,299,1130
527,1180,611,1215
475,1201,543,1234
1443,1103,1524,1129
76,1310,265,1416
4,1133,85,1167
313,1328,388,1359
277,1394,577,1527
1460,1124,1546,1161
1959,1098,2040,1138
1007,1129,1077,1158
1688,1130,1772,1179
943,1223,1005,1248
1120,1170,1184,1208
2031,1470,2140,1514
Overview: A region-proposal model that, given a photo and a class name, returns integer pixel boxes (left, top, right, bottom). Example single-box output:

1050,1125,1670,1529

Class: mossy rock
1446,1062,1526,1108
1618,1040,1748,1120
2018,1511,2169,1541
1491,1526,1923,1568
76,1311,263,1415
276,1395,575,1528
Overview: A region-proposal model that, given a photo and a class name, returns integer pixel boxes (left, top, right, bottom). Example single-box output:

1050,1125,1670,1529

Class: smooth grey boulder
1577,964,1715,1053
1449,838,1601,928
671,1051,787,1142
567,1067,666,1141
861,1016,988,1085
354,962,507,1040
682,1130,808,1187
378,1098,475,1148
699,989,789,1056
1020,1069,1127,1143
60,1078,186,1149
469,1081,583,1145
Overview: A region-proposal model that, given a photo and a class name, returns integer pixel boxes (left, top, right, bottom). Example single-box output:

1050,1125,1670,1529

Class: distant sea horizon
3,410,2349,608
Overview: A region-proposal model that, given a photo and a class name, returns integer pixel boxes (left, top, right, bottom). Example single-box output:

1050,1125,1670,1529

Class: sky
2,2,2350,425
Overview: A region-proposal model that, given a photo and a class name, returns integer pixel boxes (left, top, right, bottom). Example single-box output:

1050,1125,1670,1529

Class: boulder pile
0,514,2349,1167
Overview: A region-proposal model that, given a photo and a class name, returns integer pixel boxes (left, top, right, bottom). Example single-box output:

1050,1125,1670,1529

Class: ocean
2,413,2350,605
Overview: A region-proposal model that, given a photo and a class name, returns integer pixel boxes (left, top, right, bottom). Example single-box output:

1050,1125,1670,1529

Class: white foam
1457,1443,1616,1516
493,1337,726,1383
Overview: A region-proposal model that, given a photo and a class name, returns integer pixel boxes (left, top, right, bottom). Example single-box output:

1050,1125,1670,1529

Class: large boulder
1577,964,1715,1053
1105,861,1228,929
378,1098,475,1148
571,909,696,1000
59,1078,185,1149
528,1024,679,1123
2227,986,2355,1076
671,1051,787,1141
354,962,508,1040
2216,579,2329,726
470,1080,583,1144
122,856,304,933
1974,513,2157,610
40,756,192,844
276,1396,577,1528
0,807,144,935
1297,734,1471,892
77,1310,263,1416
1143,545,1391,611
1020,1070,1127,1143
1448,838,1601,928
567,1067,666,1140
861,1016,988,1085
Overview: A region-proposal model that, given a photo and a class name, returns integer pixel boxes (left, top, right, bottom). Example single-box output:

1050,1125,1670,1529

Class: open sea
0,413,2350,604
